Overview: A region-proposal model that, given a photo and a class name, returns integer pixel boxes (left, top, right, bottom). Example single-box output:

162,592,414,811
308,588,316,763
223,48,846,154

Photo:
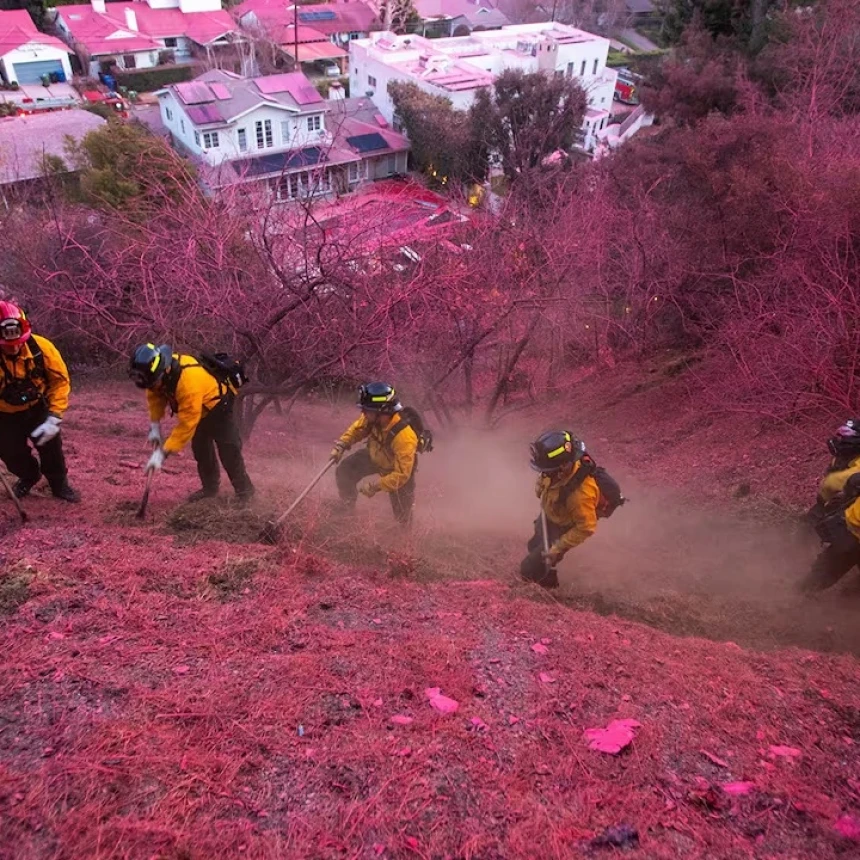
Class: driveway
616,27,660,52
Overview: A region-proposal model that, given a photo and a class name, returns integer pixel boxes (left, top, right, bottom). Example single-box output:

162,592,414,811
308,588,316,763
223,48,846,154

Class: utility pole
291,4,299,71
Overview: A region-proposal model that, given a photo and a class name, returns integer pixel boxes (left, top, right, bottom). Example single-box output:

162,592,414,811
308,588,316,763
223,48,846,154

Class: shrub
113,64,197,92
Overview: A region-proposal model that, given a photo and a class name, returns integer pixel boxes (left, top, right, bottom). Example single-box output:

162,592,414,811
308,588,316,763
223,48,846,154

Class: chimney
125,7,138,31
91,0,106,12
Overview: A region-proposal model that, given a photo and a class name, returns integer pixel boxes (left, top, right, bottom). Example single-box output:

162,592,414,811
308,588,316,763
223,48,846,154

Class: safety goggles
0,318,23,341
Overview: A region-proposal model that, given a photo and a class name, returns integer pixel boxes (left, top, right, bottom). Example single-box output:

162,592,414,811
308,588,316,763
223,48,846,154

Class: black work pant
335,447,415,525
191,402,254,496
520,516,564,588
0,403,68,491
801,544,860,592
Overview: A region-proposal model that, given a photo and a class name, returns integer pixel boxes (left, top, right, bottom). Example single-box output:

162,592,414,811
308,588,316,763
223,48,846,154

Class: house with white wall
0,9,73,85
56,0,238,76
157,70,409,201
349,22,618,151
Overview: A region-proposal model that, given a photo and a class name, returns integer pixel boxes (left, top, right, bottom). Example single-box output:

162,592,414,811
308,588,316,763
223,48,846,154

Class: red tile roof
237,0,377,38
57,3,236,56
0,9,72,55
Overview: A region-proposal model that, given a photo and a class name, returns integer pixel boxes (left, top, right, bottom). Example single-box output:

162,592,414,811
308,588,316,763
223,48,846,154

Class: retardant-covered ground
0,384,858,859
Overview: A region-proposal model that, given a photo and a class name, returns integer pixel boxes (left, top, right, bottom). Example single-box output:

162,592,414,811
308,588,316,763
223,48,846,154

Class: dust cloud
254,405,860,654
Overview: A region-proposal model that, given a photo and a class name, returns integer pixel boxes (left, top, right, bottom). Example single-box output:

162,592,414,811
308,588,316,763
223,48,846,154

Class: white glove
30,415,61,447
148,422,162,447
145,447,165,474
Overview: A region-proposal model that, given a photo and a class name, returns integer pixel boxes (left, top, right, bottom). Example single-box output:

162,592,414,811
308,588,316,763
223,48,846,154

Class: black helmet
828,419,860,458
358,381,401,413
128,343,172,389
530,430,585,473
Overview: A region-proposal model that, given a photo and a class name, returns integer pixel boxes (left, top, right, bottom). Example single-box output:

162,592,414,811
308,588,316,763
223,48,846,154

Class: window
164,37,178,48
580,60,586,76
307,114,321,132
203,131,219,149
165,106,173,121
348,161,364,182
194,130,200,145
593,58,598,75
281,120,292,145
123,53,137,69
566,62,573,77
255,119,273,148
180,119,185,134
238,128,247,151
368,74,377,87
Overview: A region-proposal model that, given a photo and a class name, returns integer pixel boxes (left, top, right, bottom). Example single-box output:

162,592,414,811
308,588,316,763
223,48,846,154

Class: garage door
12,59,64,85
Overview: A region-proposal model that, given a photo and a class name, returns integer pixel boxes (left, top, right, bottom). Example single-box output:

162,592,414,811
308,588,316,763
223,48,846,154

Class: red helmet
0,301,31,347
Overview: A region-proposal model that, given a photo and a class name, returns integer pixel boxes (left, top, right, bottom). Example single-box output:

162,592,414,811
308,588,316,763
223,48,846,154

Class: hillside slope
0,383,858,859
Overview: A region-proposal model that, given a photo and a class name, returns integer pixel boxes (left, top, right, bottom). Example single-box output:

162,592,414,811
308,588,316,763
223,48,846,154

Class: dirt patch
164,499,272,546
0,562,35,615
205,557,261,600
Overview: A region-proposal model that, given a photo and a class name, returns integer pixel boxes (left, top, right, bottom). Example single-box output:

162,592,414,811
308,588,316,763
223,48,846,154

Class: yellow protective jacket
536,460,600,557
338,412,418,493
844,497,860,542
818,454,860,504
146,354,226,455
0,334,70,417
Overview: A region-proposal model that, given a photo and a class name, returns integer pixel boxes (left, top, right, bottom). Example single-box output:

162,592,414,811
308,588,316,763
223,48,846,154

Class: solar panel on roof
174,81,215,105
299,9,337,21
254,73,322,105
186,104,224,124
346,133,389,153
210,83,231,100
235,147,325,178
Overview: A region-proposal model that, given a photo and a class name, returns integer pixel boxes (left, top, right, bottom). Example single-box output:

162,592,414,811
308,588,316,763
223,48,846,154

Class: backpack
161,351,247,410
388,406,434,453
560,455,626,519
197,351,248,394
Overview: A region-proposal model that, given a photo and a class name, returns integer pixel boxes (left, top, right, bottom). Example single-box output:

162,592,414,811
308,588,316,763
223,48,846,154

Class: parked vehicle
614,69,641,105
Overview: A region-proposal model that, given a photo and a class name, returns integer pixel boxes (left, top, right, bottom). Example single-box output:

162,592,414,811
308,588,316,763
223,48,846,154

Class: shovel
539,509,556,580
136,470,155,519
0,469,28,524
261,458,336,544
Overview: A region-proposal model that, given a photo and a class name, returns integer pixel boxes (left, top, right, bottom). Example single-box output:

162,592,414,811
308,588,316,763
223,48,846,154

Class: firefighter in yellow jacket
128,343,254,503
806,419,860,525
520,430,599,589
0,301,79,502
330,382,418,525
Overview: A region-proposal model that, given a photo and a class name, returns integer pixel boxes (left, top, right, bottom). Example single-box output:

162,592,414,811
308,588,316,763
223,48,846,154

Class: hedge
113,64,198,92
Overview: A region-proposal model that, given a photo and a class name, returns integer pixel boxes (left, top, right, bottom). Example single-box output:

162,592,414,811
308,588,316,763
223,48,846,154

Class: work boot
233,488,255,506
331,499,356,517
52,483,81,503
13,478,36,499
187,488,218,503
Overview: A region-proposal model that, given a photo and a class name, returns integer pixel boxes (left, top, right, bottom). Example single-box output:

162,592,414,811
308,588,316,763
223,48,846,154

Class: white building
349,23,618,151
0,9,73,85
56,0,238,77
157,70,409,201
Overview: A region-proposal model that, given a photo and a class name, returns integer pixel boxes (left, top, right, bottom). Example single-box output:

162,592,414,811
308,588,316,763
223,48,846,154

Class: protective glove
145,447,166,474
330,441,348,463
148,421,162,448
30,415,61,447
359,480,380,499
542,546,563,568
